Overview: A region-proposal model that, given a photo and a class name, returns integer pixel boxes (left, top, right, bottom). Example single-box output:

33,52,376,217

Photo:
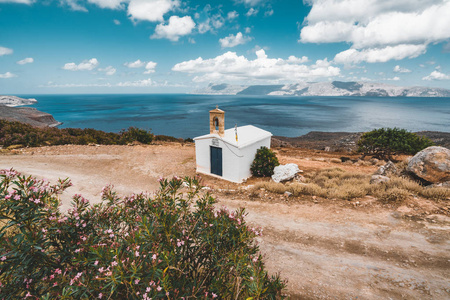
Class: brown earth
1,144,449,299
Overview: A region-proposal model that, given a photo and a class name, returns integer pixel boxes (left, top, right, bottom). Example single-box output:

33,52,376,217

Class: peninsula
0,95,61,127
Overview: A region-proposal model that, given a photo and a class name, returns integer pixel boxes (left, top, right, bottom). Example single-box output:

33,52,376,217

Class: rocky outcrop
272,163,302,183
374,161,398,176
0,106,61,128
0,95,37,107
407,146,450,183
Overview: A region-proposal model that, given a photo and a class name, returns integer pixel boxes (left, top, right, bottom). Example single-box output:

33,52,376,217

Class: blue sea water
19,94,450,138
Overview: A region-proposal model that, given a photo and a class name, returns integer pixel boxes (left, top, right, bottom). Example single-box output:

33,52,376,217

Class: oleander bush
0,169,285,299
0,120,154,148
358,128,433,160
251,147,280,177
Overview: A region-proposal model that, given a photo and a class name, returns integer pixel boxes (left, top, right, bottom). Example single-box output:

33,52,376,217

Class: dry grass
420,187,450,200
250,168,450,203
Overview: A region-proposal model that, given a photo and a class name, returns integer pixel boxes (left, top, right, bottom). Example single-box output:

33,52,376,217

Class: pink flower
212,293,218,298
111,261,118,267
157,286,162,291
1,256,6,261
94,260,99,266
146,287,151,292
134,279,140,284
152,254,157,260
98,293,103,299
14,195,20,200
135,251,139,257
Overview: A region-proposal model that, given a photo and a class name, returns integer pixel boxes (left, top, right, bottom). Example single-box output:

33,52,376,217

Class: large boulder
374,161,398,176
272,163,302,183
407,146,450,183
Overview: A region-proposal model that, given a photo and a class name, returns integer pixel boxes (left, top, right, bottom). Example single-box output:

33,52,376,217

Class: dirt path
1,145,449,299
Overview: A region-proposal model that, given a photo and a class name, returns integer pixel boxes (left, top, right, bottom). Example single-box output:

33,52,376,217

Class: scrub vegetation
251,168,449,202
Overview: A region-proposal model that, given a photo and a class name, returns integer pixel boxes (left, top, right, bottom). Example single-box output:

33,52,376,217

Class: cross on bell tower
209,105,225,137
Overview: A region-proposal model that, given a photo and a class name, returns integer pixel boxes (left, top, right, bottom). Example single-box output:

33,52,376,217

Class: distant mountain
0,95,37,107
191,81,450,97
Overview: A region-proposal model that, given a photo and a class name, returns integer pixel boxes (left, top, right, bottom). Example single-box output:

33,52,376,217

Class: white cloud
301,0,450,63
151,16,195,41
113,19,121,25
117,78,155,87
264,9,273,17
246,8,258,17
62,0,88,12
244,27,251,33
393,65,411,73
87,0,124,9
63,58,99,71
198,12,225,34
17,57,34,65
219,32,252,48
236,0,264,5
127,0,179,23
143,61,157,74
172,50,340,83
124,59,146,68
99,66,116,75
288,55,309,64
227,11,238,20
334,44,427,64
0,72,17,79
0,0,33,3
422,70,450,80
0,46,13,56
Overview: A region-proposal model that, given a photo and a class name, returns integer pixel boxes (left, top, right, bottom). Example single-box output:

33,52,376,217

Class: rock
330,158,341,163
340,156,351,162
407,146,450,183
294,174,306,182
324,147,331,152
427,181,450,188
370,158,379,165
375,161,398,176
370,175,390,184
271,163,302,183
284,191,292,197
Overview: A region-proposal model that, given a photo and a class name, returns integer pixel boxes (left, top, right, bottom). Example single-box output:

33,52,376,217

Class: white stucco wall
237,136,271,181
194,135,271,183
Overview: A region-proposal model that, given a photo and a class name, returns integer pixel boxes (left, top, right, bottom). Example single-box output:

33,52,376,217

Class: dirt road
1,144,449,299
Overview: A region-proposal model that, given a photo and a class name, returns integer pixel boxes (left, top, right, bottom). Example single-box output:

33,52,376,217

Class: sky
0,0,449,94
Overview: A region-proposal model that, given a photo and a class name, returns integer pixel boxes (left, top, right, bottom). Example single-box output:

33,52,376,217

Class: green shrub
358,128,433,160
0,170,285,299
120,127,154,144
0,120,160,148
251,147,280,177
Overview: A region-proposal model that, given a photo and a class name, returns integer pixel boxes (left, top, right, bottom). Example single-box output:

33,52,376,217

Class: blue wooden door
210,146,223,176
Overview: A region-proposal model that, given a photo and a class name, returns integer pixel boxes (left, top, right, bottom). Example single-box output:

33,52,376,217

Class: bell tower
209,105,225,137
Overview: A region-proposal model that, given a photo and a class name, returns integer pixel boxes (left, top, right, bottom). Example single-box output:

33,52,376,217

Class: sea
19,94,450,138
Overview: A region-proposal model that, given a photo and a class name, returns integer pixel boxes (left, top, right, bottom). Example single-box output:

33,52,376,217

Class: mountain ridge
191,81,450,97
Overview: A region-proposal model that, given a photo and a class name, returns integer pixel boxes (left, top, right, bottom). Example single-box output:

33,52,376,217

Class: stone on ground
374,161,398,176
272,163,302,183
407,146,450,183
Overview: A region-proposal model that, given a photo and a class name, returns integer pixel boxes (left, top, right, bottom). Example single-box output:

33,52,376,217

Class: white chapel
194,106,272,183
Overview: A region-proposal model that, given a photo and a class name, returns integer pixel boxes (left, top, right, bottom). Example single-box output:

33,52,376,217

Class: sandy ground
1,144,449,299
